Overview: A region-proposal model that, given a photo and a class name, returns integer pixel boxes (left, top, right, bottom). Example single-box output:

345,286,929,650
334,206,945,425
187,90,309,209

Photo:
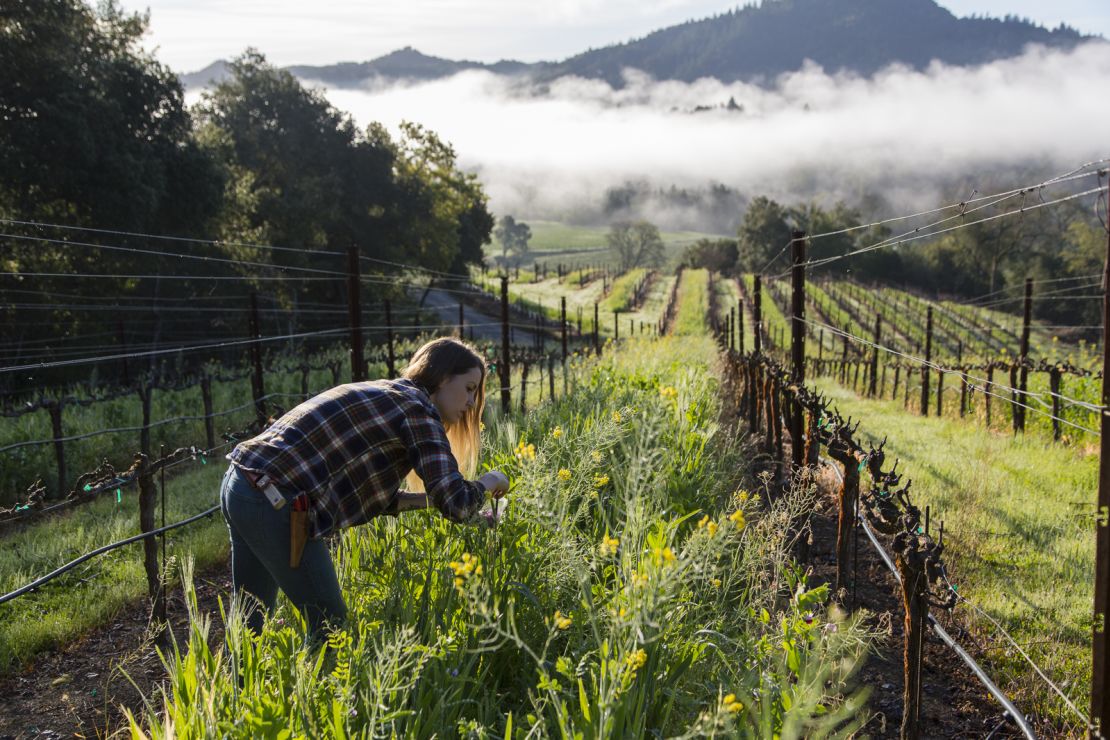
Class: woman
220,337,510,636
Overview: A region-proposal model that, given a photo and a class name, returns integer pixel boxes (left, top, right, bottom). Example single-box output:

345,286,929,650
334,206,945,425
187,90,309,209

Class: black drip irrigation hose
820,458,1037,740
0,504,219,606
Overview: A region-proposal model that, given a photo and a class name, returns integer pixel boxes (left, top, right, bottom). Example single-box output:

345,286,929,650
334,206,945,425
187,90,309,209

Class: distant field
483,220,730,268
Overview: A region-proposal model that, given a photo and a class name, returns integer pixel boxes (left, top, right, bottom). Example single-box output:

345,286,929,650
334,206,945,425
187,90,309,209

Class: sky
124,0,1110,226
120,0,1110,73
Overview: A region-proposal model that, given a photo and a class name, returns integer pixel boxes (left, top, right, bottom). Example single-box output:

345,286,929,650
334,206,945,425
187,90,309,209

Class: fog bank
315,41,1110,230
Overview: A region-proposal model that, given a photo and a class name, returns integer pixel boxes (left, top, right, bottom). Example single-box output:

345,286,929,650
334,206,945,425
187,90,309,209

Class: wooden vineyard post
248,293,266,422
200,375,216,451
1091,184,1110,739
561,296,568,361
614,310,619,341
828,441,859,594
594,302,600,355
347,245,366,382
1050,367,1063,441
920,306,933,417
790,230,807,472
763,372,775,459
893,365,901,401
738,298,745,353
136,385,165,631
1009,365,1020,434
960,372,969,419
986,365,994,428
730,306,737,352
840,334,849,384
1017,277,1033,433
749,361,762,432
869,315,881,397
895,536,930,740
48,401,66,498
500,276,511,414
753,276,763,354
936,367,944,417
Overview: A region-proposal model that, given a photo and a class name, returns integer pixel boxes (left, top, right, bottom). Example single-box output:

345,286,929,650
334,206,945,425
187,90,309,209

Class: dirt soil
805,463,1028,738
0,569,228,739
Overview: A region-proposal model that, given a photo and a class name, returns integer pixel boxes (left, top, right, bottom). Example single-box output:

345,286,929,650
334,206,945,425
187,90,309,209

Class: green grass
601,268,648,313
0,461,229,674
133,336,874,738
484,221,730,271
672,269,710,337
813,375,1096,734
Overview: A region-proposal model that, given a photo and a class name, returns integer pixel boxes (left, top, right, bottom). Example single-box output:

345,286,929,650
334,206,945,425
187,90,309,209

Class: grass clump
135,336,873,737
815,377,1095,734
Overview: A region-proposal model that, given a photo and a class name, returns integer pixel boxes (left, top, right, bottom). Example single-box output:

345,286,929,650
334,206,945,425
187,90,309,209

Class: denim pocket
223,468,265,507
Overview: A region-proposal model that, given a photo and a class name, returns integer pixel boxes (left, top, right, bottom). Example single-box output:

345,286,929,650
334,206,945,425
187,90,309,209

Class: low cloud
313,41,1109,230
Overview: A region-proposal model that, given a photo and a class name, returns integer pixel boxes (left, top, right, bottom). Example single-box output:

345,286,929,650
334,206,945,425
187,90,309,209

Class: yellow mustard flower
557,468,572,481
612,411,622,423
625,648,647,672
552,425,563,439
514,439,536,462
723,693,743,713
729,509,746,529
599,534,620,556
450,553,482,588
591,450,603,463
652,546,676,564
554,610,573,629
593,473,609,488
707,521,718,537
711,578,722,588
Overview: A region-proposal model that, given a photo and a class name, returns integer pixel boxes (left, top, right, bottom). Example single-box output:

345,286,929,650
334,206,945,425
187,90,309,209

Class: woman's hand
477,470,510,498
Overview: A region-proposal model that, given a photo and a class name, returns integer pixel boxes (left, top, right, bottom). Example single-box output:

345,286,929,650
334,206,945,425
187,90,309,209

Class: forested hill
544,0,1096,85
183,0,1099,89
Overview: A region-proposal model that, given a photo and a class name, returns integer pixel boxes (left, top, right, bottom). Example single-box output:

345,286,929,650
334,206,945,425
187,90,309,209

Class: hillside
181,0,1100,89
544,0,1095,85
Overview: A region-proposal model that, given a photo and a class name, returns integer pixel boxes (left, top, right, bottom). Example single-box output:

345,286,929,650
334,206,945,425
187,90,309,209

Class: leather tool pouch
289,495,309,568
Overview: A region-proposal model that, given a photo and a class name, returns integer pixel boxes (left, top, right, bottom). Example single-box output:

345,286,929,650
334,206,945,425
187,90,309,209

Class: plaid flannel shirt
227,378,486,538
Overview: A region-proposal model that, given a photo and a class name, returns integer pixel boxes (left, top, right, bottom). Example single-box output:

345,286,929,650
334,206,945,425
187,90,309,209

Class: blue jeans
219,465,347,636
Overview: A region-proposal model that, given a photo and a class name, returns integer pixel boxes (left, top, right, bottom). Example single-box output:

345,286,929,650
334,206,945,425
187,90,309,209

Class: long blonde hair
401,337,486,492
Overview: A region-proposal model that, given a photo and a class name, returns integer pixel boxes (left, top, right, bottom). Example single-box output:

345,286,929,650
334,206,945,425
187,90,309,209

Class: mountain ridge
180,0,1102,90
